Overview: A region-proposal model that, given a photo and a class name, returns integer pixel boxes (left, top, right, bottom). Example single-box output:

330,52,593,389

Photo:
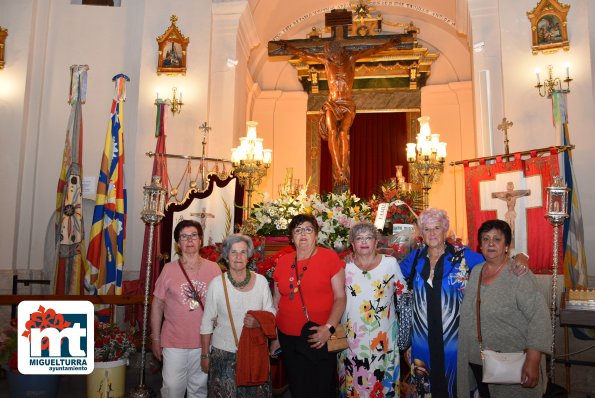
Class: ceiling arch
245,1,471,91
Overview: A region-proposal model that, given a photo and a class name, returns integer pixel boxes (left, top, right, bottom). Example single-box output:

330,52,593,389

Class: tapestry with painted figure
463,151,560,274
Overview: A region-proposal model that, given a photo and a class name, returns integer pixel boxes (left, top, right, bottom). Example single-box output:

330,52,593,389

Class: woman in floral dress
339,221,406,398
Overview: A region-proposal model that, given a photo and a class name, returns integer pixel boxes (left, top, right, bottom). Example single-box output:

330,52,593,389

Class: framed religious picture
0,26,7,69
527,0,570,54
156,15,189,75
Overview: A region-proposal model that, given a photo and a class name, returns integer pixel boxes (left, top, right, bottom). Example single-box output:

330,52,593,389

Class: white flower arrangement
250,189,372,250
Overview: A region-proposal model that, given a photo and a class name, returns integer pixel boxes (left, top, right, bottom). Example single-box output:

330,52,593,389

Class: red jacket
236,310,276,386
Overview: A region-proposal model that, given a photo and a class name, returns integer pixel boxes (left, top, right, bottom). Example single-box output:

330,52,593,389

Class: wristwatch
325,323,336,334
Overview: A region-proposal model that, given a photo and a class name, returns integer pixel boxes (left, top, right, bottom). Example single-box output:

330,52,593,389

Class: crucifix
497,117,513,155
198,122,212,190
269,9,411,193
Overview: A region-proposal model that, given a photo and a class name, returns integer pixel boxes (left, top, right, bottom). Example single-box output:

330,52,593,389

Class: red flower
370,381,384,398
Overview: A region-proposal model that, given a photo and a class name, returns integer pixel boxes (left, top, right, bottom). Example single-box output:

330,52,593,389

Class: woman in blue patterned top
399,208,526,397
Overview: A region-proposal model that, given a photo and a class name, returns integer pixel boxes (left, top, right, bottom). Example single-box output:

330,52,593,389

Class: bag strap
476,266,485,350
177,260,204,311
221,273,240,347
294,254,310,321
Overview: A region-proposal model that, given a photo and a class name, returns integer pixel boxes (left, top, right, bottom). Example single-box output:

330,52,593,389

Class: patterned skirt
207,347,272,398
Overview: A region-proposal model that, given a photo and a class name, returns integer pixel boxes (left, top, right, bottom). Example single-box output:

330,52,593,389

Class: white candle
535,69,541,85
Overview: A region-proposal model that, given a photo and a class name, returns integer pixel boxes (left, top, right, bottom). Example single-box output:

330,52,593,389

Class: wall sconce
226,57,238,68
155,87,183,115
535,64,572,97
0,27,7,70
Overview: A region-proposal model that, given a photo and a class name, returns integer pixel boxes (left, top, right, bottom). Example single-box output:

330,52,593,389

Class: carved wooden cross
268,9,411,62
497,117,513,155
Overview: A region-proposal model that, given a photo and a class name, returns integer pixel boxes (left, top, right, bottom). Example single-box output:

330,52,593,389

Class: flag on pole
551,91,589,289
54,65,89,295
139,100,170,293
86,74,129,295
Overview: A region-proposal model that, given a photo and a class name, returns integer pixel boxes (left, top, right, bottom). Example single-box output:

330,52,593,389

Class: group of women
151,208,551,398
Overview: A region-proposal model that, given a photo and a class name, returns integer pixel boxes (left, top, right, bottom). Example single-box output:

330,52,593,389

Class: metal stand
129,176,166,398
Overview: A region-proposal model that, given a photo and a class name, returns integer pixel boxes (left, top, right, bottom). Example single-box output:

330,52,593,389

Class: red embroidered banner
464,152,561,274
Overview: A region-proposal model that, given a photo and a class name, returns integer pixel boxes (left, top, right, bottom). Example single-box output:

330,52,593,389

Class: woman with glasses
338,221,407,397
200,234,276,397
270,214,346,397
151,219,222,398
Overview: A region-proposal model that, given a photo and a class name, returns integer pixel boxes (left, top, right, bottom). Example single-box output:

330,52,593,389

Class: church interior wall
1,0,594,280
469,0,595,276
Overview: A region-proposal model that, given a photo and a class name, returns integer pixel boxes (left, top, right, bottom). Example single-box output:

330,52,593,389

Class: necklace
227,268,251,289
180,257,201,272
482,259,508,280
288,246,316,300
354,254,378,274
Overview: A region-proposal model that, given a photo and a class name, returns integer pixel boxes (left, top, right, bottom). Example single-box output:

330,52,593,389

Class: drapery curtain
320,112,408,198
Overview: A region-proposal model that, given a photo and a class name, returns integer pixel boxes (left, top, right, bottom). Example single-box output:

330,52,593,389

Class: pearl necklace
227,268,251,289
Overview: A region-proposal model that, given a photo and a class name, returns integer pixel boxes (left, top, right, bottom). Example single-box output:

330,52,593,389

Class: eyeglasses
179,233,200,241
293,226,314,235
354,236,375,243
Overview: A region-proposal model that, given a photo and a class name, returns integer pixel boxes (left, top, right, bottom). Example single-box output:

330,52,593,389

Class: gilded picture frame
156,15,189,75
0,27,7,70
527,0,570,55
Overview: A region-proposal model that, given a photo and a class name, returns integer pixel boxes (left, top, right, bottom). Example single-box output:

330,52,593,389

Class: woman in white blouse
200,234,276,397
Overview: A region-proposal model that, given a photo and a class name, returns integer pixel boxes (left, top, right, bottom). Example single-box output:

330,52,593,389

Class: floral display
94,322,137,362
0,319,18,371
366,179,420,235
251,189,372,250
250,188,309,237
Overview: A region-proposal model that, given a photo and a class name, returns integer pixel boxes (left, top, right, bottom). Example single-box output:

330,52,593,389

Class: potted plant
87,321,137,398
0,318,60,398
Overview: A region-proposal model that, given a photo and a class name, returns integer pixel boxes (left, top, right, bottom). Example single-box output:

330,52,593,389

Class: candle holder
128,176,166,398
544,175,569,382
535,65,572,98
405,116,447,209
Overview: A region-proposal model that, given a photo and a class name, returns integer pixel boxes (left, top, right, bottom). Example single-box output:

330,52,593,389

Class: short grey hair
220,234,255,262
349,221,379,243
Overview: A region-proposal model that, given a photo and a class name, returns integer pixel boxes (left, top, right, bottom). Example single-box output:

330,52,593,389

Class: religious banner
86,74,129,295
463,151,560,274
552,91,588,289
170,181,236,261
54,65,89,294
139,100,170,293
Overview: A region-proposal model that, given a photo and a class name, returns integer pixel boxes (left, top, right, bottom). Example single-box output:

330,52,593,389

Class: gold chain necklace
482,259,508,280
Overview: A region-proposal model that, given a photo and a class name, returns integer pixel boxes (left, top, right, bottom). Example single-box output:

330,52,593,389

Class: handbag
293,254,348,353
396,249,419,350
476,266,526,384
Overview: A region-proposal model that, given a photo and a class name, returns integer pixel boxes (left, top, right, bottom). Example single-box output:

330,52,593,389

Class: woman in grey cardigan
457,220,550,398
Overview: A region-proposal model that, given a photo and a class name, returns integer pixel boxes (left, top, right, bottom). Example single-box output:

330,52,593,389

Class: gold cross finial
170,15,178,24
497,117,513,155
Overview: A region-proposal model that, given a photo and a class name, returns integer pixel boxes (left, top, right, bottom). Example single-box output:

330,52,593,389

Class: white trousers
161,347,207,398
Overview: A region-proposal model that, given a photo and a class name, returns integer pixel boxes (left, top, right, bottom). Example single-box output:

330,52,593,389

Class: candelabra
231,121,272,219
128,176,166,398
155,87,183,115
544,176,569,382
535,64,572,97
406,116,447,209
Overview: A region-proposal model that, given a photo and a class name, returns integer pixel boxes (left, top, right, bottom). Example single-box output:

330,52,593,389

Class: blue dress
399,243,484,397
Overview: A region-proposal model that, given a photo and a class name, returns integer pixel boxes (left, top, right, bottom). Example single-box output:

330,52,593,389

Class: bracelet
200,353,210,359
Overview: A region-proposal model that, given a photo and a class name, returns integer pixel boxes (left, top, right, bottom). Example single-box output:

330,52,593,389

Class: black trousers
278,330,337,398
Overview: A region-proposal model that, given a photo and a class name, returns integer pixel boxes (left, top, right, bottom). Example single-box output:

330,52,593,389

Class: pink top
153,259,221,348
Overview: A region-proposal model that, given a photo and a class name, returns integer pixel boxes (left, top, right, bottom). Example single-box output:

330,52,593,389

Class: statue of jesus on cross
279,38,399,190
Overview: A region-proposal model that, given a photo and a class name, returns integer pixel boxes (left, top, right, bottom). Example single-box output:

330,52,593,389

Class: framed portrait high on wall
527,0,570,55
156,15,189,75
